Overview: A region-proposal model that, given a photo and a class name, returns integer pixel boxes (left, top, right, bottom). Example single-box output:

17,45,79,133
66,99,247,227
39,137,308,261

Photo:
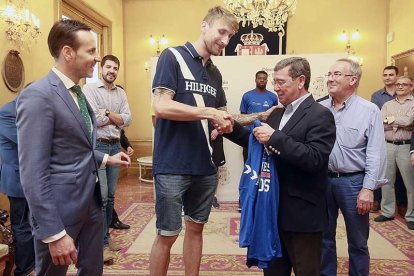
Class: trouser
381,143,414,221
8,196,35,276
321,173,370,276
96,141,121,246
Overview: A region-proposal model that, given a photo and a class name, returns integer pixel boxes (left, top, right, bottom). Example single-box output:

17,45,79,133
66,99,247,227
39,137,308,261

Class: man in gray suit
16,19,131,276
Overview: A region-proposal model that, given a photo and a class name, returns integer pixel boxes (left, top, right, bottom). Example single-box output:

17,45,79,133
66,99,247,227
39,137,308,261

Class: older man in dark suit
16,19,130,276
227,57,336,275
0,98,35,276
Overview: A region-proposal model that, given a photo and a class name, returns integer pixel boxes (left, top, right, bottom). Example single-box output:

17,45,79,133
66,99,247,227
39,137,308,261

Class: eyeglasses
325,72,355,79
396,83,412,88
271,78,295,88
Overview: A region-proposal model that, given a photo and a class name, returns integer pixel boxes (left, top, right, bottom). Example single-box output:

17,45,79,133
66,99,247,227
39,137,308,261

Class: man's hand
258,105,283,122
107,152,131,167
211,129,219,141
411,153,414,167
48,234,77,266
210,109,233,134
126,146,134,156
356,188,374,215
253,123,275,144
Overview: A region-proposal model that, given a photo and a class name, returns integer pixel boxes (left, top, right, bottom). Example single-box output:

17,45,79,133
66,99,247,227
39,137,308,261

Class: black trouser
263,231,322,276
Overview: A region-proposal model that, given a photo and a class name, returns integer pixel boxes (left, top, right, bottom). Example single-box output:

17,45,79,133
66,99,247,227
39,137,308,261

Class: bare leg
149,235,178,276
183,220,204,276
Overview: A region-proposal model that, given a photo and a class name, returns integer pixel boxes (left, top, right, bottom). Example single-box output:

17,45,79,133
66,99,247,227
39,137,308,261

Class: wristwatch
105,109,110,116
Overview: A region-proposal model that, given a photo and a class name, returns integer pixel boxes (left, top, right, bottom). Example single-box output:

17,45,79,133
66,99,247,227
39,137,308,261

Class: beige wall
0,0,124,103
0,0,410,141
387,0,414,62
123,0,218,140
287,0,388,98
124,0,389,140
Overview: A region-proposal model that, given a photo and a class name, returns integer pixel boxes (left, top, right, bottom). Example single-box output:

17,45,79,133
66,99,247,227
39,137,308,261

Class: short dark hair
101,55,120,68
48,19,91,59
383,65,399,75
274,57,311,90
255,71,268,78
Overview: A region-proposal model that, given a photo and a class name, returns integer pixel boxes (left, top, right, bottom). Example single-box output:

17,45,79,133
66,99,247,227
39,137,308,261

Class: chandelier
0,0,41,50
223,0,297,32
338,29,363,66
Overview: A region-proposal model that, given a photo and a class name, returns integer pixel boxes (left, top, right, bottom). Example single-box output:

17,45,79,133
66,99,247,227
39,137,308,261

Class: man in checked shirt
374,76,414,230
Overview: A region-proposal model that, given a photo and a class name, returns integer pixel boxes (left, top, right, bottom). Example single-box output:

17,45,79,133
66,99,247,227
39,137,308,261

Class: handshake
208,108,234,134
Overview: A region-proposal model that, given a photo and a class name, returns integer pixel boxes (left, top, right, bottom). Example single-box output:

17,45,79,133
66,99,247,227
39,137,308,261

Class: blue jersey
152,43,225,175
239,120,281,268
240,89,278,131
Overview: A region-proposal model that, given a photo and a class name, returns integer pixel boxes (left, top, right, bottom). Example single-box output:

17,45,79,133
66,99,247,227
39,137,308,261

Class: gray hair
274,57,311,90
337,58,362,86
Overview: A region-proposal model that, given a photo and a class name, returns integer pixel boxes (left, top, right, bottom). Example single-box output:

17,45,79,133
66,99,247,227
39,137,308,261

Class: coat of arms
235,31,269,56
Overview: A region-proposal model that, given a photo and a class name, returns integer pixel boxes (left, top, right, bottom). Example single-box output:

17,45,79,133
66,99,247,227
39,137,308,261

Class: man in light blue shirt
319,58,387,276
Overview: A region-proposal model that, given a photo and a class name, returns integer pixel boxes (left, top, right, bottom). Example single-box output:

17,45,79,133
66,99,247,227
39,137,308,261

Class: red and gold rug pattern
66,176,414,276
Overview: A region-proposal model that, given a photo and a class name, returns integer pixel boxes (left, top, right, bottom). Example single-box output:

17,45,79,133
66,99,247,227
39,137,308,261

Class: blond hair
203,6,239,33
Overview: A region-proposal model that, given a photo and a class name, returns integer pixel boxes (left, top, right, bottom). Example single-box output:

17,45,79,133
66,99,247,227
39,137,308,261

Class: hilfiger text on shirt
185,80,217,97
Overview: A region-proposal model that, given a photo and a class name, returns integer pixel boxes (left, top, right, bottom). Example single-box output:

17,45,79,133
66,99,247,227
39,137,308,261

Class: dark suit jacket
0,99,25,198
16,70,105,241
227,95,336,233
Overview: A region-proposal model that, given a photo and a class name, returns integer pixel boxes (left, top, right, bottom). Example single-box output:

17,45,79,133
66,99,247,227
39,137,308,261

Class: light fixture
338,29,363,65
223,0,297,32
149,34,168,56
0,0,41,50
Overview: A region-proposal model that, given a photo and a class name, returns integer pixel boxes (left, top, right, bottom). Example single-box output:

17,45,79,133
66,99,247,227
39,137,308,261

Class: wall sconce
149,34,168,56
338,29,363,65
0,0,41,50
144,61,149,72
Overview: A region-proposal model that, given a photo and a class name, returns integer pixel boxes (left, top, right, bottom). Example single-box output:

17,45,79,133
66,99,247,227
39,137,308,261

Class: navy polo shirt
152,42,225,175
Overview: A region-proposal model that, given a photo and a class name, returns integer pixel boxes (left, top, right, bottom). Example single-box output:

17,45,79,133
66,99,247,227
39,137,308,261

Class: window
58,0,112,84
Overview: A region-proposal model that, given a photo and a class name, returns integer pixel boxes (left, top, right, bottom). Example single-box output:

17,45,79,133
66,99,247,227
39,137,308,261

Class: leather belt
328,171,365,178
386,140,411,145
97,138,120,145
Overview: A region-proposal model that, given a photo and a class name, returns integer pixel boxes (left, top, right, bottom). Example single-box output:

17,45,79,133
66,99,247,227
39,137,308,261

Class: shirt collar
381,87,396,96
285,92,312,112
52,67,76,90
329,93,356,110
96,79,117,90
395,94,414,103
183,42,201,59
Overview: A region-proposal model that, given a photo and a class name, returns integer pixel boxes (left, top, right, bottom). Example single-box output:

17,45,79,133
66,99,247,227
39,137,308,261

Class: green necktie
71,85,92,142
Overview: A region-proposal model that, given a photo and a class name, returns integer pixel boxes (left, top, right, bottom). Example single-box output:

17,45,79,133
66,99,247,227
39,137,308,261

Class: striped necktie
71,85,92,142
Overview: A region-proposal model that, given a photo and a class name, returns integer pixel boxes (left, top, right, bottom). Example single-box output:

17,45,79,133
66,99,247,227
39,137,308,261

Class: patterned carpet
68,201,414,276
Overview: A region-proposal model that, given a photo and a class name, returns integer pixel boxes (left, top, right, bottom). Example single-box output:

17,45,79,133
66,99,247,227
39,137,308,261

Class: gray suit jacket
0,99,25,198
16,70,105,240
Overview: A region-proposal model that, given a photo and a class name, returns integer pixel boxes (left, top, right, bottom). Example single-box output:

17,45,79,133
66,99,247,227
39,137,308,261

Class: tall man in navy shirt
149,6,237,276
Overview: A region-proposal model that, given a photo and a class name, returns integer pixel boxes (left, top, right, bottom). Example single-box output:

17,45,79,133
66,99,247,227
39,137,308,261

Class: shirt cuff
410,150,414,155
101,154,109,168
363,176,388,190
42,230,66,243
387,116,395,124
